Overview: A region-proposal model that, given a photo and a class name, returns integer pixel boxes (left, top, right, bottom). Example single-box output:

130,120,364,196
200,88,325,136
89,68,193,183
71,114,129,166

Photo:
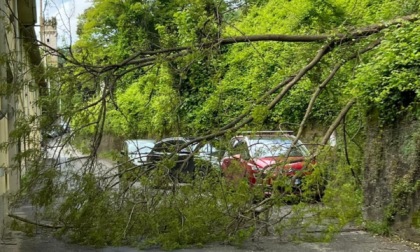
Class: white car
121,139,156,166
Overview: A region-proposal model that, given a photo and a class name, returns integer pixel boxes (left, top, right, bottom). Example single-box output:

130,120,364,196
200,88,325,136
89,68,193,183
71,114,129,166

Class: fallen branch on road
8,214,66,229
0,241,18,245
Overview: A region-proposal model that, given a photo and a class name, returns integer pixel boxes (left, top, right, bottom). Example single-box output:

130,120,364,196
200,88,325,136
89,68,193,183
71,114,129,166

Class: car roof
125,139,156,146
156,137,193,143
233,131,296,140
236,131,294,137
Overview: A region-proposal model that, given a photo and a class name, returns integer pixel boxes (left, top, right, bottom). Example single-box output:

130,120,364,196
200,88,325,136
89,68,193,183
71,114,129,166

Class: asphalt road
1,228,419,252
43,138,120,190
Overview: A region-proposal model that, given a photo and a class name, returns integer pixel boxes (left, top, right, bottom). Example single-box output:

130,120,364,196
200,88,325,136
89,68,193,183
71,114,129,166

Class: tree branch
312,98,356,158
96,14,417,73
8,214,64,229
289,40,381,156
190,41,335,144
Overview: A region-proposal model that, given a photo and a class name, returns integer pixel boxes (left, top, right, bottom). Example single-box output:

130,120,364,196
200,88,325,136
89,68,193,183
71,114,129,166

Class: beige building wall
0,0,41,234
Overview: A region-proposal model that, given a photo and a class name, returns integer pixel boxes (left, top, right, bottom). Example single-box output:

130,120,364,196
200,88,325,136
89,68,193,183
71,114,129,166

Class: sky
36,0,93,46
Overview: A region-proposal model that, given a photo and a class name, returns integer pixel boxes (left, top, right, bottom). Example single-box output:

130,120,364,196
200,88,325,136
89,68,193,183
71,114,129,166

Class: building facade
0,0,42,233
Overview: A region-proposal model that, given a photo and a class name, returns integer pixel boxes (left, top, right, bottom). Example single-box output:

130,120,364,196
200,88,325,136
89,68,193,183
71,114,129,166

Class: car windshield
248,137,310,158
192,143,220,156
127,141,155,154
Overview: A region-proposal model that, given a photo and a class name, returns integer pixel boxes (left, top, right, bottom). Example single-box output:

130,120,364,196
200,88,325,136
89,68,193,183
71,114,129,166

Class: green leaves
252,105,269,124
352,21,420,124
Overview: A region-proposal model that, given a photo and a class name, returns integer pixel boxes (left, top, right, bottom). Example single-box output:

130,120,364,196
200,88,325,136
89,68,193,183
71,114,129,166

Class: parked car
58,120,71,134
118,139,156,189
192,141,223,169
120,139,156,166
147,137,221,182
43,121,70,139
220,131,315,194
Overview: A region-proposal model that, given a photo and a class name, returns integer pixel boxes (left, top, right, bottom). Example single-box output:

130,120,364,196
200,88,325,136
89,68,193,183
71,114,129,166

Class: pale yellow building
0,0,42,233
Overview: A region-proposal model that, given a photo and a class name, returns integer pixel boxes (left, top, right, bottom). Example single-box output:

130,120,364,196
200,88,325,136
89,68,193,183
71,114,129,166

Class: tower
40,17,58,67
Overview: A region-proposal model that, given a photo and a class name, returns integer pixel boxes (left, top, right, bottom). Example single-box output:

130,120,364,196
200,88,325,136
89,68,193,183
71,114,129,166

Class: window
233,141,250,159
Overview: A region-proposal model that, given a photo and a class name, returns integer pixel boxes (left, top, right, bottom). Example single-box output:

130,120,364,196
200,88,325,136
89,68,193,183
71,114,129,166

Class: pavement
0,228,419,252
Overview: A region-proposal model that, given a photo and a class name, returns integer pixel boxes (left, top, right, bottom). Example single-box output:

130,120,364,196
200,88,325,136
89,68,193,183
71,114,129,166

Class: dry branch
8,214,64,229
311,98,356,158
289,39,381,156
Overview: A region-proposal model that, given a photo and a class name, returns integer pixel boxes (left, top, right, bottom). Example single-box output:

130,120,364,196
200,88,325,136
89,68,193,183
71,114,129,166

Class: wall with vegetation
364,106,420,241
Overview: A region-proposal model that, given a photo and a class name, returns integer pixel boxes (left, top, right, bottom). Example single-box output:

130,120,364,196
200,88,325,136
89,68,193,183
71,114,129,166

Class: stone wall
363,108,420,242
98,134,125,153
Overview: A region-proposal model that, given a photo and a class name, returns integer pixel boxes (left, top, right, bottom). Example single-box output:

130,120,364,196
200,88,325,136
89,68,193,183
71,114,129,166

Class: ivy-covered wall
363,106,420,242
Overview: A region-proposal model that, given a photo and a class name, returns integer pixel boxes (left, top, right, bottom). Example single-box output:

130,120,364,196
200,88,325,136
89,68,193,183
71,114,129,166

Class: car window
197,143,219,156
152,142,166,152
248,137,309,157
128,144,153,154
232,141,250,159
176,140,192,153
126,140,155,155
153,140,191,153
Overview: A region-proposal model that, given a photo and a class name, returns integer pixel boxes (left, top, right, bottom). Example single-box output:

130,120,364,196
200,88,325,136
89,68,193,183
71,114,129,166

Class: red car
220,131,314,189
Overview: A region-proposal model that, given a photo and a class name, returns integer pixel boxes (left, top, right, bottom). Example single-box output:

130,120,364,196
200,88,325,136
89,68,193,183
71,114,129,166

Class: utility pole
39,0,43,43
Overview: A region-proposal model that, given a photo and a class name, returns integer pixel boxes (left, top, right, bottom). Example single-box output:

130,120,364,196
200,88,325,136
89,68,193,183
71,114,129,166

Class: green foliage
105,66,180,137
352,22,420,124
72,134,91,154
412,210,420,229
10,220,36,237
19,158,62,207
274,152,364,242
251,105,269,124
387,178,419,219
141,189,230,250
48,170,262,250
57,175,126,246
70,0,420,137
365,221,391,236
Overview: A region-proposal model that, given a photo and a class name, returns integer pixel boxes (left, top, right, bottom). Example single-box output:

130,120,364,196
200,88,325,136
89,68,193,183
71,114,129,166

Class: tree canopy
61,0,419,140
